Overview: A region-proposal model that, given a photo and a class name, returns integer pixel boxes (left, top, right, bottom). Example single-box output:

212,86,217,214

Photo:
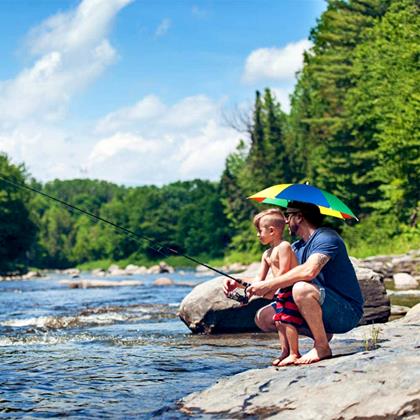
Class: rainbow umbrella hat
248,183,358,221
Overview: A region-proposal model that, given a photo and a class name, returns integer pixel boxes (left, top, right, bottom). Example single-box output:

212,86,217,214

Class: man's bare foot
278,353,301,367
272,351,289,366
295,345,332,365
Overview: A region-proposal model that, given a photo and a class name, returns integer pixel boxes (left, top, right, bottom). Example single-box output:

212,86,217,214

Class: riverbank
180,303,420,418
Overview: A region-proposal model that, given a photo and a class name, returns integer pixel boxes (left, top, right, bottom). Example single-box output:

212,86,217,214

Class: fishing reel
226,284,249,305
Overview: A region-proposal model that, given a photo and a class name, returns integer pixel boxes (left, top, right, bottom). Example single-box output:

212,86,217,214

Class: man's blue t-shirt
292,227,364,315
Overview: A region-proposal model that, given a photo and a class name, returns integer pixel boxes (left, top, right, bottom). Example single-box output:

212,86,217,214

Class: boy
224,208,304,366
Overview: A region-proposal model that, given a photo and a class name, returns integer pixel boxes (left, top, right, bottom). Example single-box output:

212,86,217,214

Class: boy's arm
255,251,270,281
247,252,330,297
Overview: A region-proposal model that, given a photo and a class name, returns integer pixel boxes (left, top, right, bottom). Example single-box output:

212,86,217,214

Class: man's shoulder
314,227,343,243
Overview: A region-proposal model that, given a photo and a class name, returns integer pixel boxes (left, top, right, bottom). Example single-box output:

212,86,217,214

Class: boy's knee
254,306,275,332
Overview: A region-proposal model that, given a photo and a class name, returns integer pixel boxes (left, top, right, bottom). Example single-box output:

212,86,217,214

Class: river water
1,271,288,418
2,270,404,418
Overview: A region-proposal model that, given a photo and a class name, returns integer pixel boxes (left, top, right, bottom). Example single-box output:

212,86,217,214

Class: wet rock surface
180,304,420,419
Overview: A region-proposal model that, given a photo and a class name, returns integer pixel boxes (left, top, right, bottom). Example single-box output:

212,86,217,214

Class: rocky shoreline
180,303,420,418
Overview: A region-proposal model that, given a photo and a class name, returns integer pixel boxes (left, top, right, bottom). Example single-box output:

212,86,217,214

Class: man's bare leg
272,321,290,366
292,282,332,364
278,323,301,366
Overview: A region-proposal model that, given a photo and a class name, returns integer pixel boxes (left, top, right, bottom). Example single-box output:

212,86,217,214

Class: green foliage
346,0,420,218
0,154,37,274
342,213,420,258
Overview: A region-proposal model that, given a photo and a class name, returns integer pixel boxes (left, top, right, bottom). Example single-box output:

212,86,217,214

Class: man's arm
247,253,330,297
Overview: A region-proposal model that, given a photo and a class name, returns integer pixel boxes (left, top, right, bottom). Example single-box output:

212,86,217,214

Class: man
224,201,364,364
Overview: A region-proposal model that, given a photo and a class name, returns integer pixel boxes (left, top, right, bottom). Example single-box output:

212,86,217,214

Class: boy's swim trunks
272,286,305,327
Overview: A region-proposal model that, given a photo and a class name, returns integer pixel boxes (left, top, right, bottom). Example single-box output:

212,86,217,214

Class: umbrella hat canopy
248,183,358,221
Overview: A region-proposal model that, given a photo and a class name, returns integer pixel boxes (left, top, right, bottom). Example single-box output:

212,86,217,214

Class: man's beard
288,224,299,237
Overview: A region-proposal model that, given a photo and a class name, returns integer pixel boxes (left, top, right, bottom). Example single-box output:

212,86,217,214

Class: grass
348,239,420,259
364,325,383,351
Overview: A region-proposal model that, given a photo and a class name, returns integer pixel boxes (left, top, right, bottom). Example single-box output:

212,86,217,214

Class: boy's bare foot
272,351,289,366
278,353,301,367
294,345,332,365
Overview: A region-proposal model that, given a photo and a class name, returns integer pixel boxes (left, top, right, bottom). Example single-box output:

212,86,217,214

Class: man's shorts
313,280,363,334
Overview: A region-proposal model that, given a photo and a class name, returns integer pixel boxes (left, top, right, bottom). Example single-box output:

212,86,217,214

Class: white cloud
0,0,131,123
243,39,312,83
88,94,239,184
28,0,133,56
88,132,161,164
95,95,167,133
155,18,171,37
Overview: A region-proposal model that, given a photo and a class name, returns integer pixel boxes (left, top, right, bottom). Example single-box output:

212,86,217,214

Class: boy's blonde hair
253,208,285,230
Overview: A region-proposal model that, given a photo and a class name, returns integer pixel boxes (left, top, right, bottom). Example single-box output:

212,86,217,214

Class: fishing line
0,175,250,287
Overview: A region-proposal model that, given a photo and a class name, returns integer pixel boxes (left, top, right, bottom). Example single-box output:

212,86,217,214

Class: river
1,271,289,418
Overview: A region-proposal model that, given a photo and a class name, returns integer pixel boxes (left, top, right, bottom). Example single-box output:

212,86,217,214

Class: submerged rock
59,279,143,288
154,277,174,286
180,304,420,419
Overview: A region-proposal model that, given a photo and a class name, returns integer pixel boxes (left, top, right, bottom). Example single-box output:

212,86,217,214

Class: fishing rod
0,175,251,294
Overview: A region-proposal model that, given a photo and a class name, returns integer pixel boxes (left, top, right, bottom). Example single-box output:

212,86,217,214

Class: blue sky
0,0,326,185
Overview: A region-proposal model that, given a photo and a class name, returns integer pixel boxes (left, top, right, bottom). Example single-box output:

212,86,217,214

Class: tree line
1,0,418,273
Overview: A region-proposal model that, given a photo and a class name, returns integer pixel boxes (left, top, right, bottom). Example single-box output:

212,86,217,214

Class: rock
387,289,420,298
124,264,148,275
352,265,390,324
180,304,420,418
148,262,175,274
107,265,127,276
62,268,80,277
222,263,248,274
153,277,174,286
21,270,42,280
391,305,410,317
92,268,106,277
59,279,143,288
178,276,274,334
357,251,420,280
158,262,175,273
179,261,390,333
148,265,161,274
196,265,212,273
393,272,418,289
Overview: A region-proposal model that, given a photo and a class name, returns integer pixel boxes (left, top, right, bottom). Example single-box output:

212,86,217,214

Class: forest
1,0,419,274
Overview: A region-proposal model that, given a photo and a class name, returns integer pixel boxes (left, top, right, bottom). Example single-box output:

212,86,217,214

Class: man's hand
223,278,240,296
246,280,273,298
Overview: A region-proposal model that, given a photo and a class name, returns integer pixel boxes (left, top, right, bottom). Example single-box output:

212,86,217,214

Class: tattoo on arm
314,253,330,271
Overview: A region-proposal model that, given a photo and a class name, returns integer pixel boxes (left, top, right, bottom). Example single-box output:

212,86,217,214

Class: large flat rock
180,304,420,419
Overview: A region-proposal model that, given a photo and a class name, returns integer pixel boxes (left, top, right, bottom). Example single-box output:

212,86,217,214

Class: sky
0,0,327,186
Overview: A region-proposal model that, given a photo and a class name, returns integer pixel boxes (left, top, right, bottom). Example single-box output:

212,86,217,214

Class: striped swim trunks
272,286,305,328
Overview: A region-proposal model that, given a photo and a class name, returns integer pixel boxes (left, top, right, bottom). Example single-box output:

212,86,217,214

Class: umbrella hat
248,183,358,221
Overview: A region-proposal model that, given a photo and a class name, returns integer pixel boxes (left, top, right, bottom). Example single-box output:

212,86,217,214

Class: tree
0,154,37,274
288,0,392,213
346,0,420,220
